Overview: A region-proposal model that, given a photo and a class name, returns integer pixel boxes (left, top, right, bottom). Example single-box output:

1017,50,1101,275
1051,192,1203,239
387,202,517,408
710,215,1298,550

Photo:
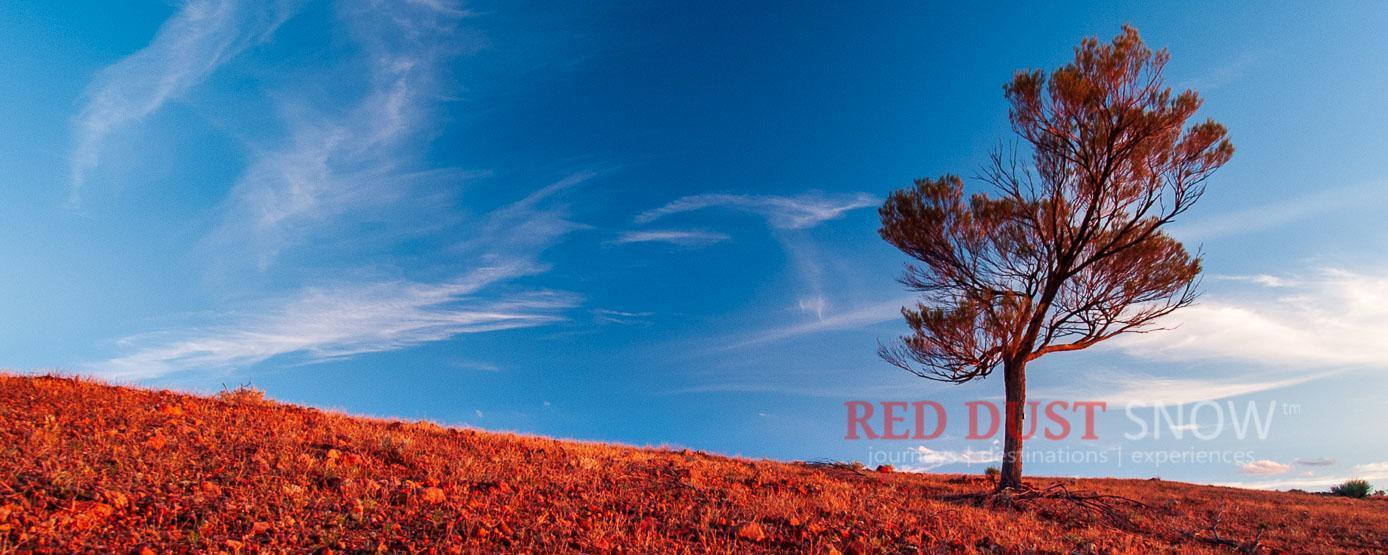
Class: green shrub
1330,479,1372,498
984,466,1000,479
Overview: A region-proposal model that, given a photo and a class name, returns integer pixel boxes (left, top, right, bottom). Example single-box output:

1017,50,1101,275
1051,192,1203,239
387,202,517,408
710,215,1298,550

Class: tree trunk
998,358,1027,490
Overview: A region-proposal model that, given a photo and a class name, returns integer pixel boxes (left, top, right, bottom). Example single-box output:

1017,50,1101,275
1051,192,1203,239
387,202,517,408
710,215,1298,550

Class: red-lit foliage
2,375,1383,553
878,26,1233,489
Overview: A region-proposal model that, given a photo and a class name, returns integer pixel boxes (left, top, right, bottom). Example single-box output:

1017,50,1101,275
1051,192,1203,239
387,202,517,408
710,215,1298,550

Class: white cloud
635,192,876,230
1168,184,1383,242
69,0,304,201
1115,269,1388,369
1026,268,1388,407
456,171,596,256
728,297,910,348
900,446,1000,471
98,262,576,380
611,229,730,247
1212,274,1298,288
1294,457,1336,467
1218,461,1388,491
1238,459,1292,475
205,0,475,269
670,381,936,399
78,0,593,380
1352,462,1388,478
127,168,589,380
591,309,655,326
797,296,828,320
1046,369,1333,407
631,192,875,334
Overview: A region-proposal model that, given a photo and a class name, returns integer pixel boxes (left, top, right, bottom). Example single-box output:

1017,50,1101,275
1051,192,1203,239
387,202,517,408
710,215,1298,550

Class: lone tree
878,26,1232,491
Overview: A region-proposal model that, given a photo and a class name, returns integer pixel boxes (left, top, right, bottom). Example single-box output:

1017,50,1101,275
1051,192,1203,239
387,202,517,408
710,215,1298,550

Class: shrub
1330,479,1372,498
984,466,1000,479
376,433,415,465
216,385,267,405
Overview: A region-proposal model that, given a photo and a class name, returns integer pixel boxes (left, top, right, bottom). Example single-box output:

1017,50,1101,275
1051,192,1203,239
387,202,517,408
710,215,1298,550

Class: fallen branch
947,482,1148,529
1183,505,1266,554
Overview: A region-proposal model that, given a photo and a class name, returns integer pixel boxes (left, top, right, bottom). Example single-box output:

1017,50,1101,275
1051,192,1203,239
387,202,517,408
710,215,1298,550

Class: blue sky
3,1,1388,490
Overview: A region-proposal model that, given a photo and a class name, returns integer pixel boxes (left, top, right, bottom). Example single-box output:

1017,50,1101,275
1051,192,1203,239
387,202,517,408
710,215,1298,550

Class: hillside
1,375,1384,553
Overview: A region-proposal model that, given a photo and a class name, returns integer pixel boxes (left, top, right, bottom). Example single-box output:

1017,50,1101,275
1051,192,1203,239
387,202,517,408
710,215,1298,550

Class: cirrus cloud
635,192,876,230
611,229,730,247
69,0,305,202
98,261,576,380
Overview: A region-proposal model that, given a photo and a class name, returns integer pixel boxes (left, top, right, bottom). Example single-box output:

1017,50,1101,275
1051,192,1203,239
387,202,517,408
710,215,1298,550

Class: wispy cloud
456,171,596,257
630,191,876,329
99,261,575,380
1238,459,1292,475
1218,461,1388,490
899,446,1000,472
105,168,593,379
779,237,830,318
669,381,929,398
1041,268,1388,406
1169,183,1384,241
591,309,655,326
1045,369,1333,407
1176,50,1260,92
69,0,303,202
205,0,475,270
728,297,911,349
635,192,876,230
611,229,730,247
1211,274,1298,288
1115,268,1388,368
78,1,599,380
1294,457,1336,467
797,296,828,320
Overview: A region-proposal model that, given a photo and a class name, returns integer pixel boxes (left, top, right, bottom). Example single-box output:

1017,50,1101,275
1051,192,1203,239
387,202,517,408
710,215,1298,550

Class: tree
877,26,1233,491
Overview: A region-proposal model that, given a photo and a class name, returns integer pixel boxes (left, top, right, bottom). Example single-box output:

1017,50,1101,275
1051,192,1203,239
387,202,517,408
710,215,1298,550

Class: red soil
1,374,1384,553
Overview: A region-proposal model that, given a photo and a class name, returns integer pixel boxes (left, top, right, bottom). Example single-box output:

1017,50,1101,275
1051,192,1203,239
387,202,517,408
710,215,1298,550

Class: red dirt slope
1,374,1385,553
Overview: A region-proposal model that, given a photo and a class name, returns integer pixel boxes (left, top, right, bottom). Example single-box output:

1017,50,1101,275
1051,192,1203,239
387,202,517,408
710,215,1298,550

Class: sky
2,1,1388,490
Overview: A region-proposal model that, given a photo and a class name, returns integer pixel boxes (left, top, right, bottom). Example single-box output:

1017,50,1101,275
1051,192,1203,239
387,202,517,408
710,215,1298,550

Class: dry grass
1,374,1385,553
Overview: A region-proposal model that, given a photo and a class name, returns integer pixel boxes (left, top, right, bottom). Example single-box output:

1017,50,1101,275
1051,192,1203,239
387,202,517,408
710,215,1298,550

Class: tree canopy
879,25,1233,383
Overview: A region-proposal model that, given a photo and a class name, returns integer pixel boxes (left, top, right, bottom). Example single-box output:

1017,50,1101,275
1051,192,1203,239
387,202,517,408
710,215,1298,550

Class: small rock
875,465,894,473
143,434,167,450
70,501,113,530
420,487,446,504
102,490,130,509
737,522,767,542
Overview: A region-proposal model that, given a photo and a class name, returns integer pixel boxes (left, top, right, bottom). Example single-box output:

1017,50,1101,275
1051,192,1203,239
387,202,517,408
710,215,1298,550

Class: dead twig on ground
1181,505,1267,554
946,482,1148,529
